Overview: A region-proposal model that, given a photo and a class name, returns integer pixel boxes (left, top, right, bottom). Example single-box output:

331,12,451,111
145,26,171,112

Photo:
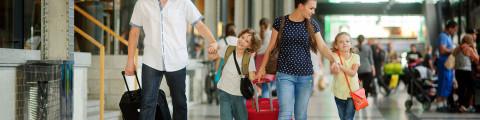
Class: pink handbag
335,51,369,111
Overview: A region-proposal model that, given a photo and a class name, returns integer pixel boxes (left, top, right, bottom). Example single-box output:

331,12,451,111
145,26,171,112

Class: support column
221,0,228,34
41,0,74,60
234,0,245,31
274,0,284,18
204,0,218,40
204,0,219,61
114,0,120,55
424,0,441,52
263,0,274,23
40,1,75,120
253,0,263,32
283,0,294,15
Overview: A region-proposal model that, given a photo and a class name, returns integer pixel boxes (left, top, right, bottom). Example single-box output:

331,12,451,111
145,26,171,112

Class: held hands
256,67,267,82
207,42,219,54
330,62,340,75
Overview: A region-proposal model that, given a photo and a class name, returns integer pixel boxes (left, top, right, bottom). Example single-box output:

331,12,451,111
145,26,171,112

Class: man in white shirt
124,0,218,119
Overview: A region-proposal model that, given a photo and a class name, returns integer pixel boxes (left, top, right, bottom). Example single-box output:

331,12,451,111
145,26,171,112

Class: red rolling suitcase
247,78,279,120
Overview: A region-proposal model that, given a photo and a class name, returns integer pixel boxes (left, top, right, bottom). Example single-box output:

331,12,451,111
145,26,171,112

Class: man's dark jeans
139,64,187,120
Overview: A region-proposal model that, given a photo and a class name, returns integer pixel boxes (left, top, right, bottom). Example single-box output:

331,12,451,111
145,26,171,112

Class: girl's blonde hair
331,32,358,53
426,46,432,52
461,35,474,44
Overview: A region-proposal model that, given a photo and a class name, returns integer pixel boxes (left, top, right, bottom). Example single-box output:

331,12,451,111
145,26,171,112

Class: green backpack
220,46,251,78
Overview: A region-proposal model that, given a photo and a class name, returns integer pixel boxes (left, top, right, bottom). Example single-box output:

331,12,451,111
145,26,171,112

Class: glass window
1,0,14,48
324,15,425,43
1,0,41,49
328,0,424,3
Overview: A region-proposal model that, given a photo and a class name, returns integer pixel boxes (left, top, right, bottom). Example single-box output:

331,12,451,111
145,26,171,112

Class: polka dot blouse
272,15,321,76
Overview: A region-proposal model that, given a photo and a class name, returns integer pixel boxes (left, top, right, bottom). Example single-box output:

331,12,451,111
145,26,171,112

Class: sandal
459,106,468,112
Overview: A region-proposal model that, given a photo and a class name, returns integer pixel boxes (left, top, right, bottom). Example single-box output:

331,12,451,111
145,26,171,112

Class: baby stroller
379,63,405,96
404,65,437,111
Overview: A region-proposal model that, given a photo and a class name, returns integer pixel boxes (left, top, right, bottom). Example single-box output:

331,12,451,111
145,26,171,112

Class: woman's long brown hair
305,18,318,54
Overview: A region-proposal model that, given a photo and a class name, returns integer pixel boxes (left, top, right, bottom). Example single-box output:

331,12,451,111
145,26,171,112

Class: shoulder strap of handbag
274,16,286,49
232,49,245,78
335,51,361,92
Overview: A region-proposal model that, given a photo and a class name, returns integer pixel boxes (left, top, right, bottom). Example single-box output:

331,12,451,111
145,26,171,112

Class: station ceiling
315,2,423,15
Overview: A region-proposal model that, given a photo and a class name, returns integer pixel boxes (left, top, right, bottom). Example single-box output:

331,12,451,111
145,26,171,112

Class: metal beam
41,0,74,60
315,3,423,15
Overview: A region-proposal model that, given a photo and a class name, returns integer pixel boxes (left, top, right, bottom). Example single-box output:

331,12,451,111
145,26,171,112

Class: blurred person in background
388,43,400,63
453,35,478,112
256,18,275,98
215,23,238,83
355,35,376,97
466,28,477,40
423,46,435,73
311,50,325,94
407,44,423,66
468,28,480,111
374,42,391,95
218,23,238,48
368,38,376,53
373,42,387,78
436,21,458,112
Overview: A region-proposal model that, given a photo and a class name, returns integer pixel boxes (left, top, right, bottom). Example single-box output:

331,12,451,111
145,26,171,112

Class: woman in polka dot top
256,0,340,119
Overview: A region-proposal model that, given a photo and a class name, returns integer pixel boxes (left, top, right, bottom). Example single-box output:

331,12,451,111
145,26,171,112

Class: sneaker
467,106,476,113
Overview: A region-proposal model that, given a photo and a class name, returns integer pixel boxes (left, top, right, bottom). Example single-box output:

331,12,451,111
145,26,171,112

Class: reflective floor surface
187,75,480,120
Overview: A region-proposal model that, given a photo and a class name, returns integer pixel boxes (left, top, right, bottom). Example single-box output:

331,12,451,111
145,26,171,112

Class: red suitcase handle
252,78,271,84
251,78,274,112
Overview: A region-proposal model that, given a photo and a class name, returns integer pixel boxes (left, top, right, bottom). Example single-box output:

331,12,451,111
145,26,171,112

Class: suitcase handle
251,79,274,112
121,71,142,92
252,78,270,84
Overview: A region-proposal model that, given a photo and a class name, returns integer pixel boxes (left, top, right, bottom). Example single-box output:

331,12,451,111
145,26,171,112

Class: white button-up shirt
130,0,203,71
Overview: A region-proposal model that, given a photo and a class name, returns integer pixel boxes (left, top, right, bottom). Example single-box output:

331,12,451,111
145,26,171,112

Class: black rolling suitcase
120,71,172,120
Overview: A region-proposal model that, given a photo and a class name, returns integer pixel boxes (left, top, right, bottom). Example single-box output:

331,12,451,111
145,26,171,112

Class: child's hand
331,62,340,75
207,43,218,54
207,46,217,54
331,67,339,75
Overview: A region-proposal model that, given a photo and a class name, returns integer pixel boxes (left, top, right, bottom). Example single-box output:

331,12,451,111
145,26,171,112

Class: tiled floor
187,75,480,120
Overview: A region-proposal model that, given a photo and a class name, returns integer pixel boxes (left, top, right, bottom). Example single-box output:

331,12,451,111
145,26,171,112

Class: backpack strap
220,46,251,77
241,51,252,77
220,46,236,77
224,38,229,45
